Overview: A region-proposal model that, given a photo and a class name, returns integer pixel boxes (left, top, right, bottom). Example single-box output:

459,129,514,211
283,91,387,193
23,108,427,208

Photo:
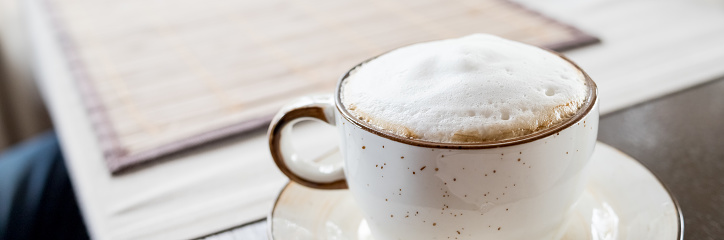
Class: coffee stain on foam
349,99,584,144
347,108,419,139
450,99,585,143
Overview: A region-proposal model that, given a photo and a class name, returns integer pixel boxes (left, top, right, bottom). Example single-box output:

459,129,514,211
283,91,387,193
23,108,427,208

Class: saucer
267,142,683,240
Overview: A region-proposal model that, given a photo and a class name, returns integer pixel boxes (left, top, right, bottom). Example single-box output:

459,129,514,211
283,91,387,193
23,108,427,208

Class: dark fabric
0,132,89,240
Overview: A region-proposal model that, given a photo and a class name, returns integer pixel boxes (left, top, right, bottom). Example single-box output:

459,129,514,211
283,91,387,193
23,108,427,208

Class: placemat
43,0,598,172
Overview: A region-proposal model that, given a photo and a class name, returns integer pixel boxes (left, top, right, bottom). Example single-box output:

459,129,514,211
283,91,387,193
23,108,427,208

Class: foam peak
341,34,588,143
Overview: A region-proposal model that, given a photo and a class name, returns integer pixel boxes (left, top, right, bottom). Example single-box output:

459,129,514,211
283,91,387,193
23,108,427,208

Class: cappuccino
341,34,587,143
270,33,600,240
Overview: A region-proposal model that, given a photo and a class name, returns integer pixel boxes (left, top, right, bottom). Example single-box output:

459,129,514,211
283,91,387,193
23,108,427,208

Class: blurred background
1,0,724,239
0,0,52,151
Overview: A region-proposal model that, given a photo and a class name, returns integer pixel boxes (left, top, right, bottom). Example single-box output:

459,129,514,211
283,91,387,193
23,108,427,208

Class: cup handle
268,95,348,189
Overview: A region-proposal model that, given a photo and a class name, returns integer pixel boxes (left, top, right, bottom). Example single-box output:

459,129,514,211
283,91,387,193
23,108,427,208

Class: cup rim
334,47,598,149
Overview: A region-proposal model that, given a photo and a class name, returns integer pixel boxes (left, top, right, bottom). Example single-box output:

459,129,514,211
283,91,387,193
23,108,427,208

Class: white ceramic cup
269,51,599,240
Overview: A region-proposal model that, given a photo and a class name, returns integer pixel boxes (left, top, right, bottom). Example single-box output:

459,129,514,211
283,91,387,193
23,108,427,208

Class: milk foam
341,34,588,143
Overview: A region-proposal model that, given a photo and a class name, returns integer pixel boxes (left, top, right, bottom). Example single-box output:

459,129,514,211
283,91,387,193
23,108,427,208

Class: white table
27,0,724,239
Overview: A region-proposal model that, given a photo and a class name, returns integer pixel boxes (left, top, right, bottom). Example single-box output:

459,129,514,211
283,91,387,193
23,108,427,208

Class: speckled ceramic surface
269,50,600,239
271,90,599,239
268,142,682,240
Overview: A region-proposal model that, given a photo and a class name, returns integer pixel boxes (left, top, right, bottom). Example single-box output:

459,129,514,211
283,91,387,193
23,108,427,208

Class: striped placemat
43,0,598,173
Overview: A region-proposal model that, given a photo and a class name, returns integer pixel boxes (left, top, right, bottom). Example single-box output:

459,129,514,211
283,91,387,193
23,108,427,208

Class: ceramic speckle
329,99,600,239
270,143,682,240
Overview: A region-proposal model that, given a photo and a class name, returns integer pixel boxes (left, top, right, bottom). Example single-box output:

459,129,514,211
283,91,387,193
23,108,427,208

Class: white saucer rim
266,146,684,240
267,182,294,240
604,147,684,240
